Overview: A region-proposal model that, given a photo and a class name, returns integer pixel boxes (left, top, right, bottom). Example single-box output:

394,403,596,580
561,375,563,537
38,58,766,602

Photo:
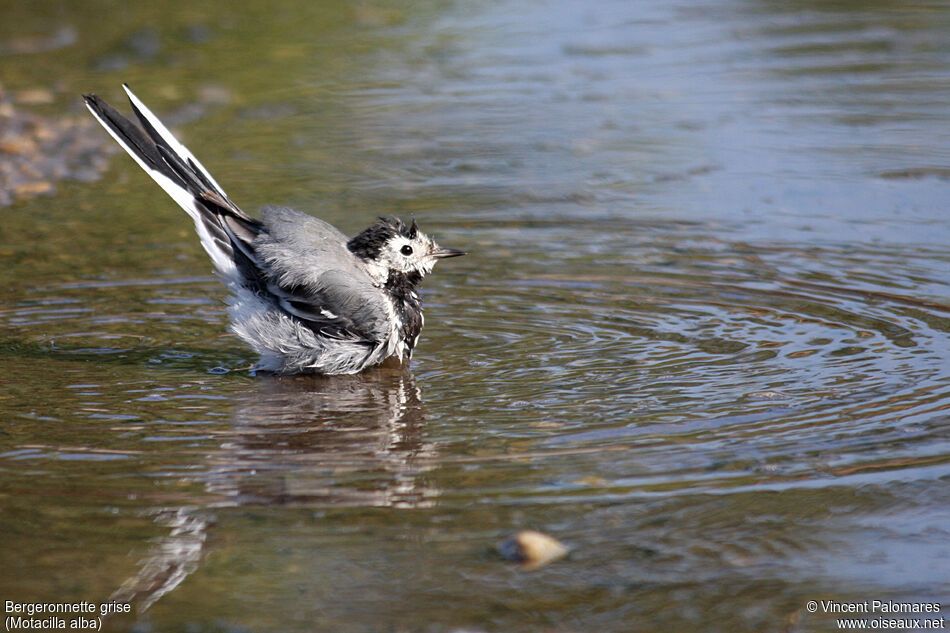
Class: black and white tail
83,85,262,287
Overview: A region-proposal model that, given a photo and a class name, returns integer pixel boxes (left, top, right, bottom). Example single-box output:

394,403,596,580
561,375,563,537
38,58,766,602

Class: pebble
14,89,55,105
498,530,569,569
0,81,116,207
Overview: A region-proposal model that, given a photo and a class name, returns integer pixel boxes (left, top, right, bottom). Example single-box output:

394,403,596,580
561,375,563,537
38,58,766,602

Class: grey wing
267,269,394,344
243,207,394,345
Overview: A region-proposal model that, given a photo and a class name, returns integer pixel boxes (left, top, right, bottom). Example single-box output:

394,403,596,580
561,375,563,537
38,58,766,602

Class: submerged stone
498,530,569,569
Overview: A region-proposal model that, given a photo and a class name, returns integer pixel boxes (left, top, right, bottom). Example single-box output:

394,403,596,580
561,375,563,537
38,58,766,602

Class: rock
14,89,55,105
0,82,116,207
14,181,53,196
498,530,569,569
0,26,77,55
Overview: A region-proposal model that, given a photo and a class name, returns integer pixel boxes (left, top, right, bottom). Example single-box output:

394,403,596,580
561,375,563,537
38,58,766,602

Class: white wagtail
83,85,465,375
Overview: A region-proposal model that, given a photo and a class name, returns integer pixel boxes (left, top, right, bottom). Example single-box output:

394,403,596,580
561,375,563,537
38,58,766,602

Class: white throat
361,258,390,286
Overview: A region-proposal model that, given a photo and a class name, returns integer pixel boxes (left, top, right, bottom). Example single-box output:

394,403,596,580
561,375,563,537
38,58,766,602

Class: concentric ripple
424,219,950,499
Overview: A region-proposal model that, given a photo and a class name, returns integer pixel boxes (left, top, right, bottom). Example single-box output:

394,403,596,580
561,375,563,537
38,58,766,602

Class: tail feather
83,93,186,192
83,86,262,285
121,84,227,194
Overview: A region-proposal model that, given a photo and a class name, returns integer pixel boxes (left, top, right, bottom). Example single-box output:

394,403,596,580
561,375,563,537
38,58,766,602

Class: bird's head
348,217,465,282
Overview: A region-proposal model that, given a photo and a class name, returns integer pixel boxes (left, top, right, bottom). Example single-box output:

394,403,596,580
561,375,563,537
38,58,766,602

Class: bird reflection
112,365,435,611
206,365,434,508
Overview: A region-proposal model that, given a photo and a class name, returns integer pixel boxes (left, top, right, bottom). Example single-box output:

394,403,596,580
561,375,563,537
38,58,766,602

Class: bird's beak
432,246,467,259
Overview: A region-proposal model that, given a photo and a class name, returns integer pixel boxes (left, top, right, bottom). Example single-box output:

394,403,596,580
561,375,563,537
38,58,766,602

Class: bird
83,85,465,375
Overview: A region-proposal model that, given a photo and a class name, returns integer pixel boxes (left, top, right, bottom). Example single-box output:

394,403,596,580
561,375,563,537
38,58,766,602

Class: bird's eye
400,245,413,256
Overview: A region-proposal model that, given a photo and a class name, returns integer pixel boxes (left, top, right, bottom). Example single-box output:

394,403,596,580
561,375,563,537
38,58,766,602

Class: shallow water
1,1,949,631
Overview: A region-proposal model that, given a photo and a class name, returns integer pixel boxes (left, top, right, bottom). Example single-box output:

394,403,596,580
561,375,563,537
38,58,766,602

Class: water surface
1,1,949,631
